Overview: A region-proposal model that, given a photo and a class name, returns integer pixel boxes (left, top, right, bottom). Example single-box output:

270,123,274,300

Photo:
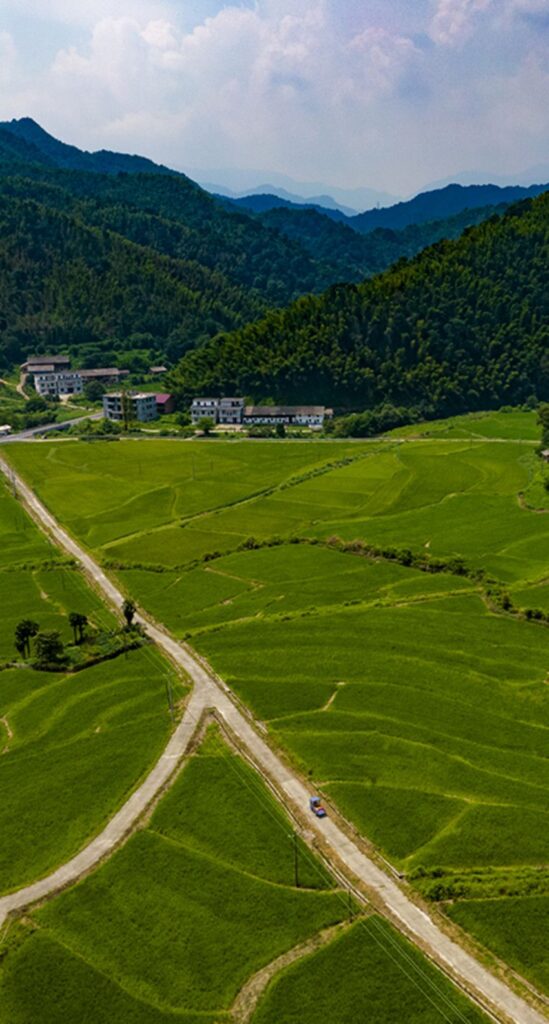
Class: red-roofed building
155,393,175,415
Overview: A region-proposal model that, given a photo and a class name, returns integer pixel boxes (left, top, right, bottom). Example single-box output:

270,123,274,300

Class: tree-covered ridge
0,193,268,368
168,194,549,415
255,204,508,284
350,182,549,232
0,166,329,311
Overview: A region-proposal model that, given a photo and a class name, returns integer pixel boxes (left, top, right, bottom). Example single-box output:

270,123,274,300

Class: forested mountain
168,194,549,418
0,193,269,368
253,204,507,283
351,182,548,233
217,192,349,221
0,118,181,177
0,126,335,367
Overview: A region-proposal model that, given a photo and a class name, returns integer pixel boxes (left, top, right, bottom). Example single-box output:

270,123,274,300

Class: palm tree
69,612,88,644
14,619,39,658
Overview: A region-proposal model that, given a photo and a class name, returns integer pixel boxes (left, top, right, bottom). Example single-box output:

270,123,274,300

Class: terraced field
5,420,549,1000
0,729,488,1024
0,477,183,894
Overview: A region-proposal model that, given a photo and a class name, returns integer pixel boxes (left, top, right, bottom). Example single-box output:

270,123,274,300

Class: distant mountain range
190,168,399,213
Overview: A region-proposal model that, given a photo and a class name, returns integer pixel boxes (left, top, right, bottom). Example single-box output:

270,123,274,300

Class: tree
69,612,88,644
122,598,136,628
538,404,549,449
35,631,65,666
84,380,105,403
275,421,286,438
197,416,215,436
14,619,39,658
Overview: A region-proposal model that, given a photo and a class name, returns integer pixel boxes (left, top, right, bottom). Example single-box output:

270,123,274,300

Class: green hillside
256,203,507,283
0,122,518,377
0,192,267,369
169,193,549,416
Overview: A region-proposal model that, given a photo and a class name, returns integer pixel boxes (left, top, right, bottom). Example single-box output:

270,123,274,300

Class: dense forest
0,125,511,370
168,194,549,419
254,204,508,284
0,192,270,368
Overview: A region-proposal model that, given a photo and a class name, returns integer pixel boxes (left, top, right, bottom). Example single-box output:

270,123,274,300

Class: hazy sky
1,0,548,194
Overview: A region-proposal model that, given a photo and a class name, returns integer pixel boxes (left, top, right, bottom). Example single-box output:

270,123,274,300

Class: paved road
0,411,102,443
0,456,546,1024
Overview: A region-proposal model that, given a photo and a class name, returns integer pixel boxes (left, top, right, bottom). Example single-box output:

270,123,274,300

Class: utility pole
292,830,300,888
165,675,174,722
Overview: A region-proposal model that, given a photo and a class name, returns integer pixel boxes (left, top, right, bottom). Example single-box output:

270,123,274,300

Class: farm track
230,920,355,1023
0,455,548,1024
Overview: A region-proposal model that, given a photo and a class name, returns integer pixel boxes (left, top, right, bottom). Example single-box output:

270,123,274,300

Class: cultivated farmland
0,729,489,1024
0,477,183,894
4,418,549,999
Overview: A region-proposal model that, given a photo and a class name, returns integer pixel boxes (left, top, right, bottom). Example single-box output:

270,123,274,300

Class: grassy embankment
5,417,549,994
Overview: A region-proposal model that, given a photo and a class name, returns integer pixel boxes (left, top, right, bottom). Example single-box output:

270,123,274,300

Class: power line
212,732,482,1024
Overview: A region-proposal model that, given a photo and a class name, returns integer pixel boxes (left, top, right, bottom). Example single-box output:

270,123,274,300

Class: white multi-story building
103,392,158,423
190,398,221,423
218,398,245,424
34,371,83,397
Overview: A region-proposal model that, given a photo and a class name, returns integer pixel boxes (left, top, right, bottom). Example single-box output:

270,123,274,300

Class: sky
1,0,548,197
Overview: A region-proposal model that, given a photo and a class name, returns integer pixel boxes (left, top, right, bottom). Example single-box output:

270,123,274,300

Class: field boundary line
0,456,548,1024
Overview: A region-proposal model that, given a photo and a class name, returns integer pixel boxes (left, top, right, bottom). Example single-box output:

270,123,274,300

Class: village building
190,397,221,423
103,392,158,423
24,354,71,375
218,397,245,424
34,371,83,398
155,393,176,415
190,396,331,429
78,368,130,385
243,405,331,429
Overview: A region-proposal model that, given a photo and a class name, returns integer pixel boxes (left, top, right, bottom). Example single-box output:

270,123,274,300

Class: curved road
0,455,546,1024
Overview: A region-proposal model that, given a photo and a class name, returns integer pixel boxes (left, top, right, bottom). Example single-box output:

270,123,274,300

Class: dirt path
0,455,547,1024
231,921,354,1023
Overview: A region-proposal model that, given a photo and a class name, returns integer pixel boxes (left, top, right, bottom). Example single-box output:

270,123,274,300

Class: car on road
309,796,327,818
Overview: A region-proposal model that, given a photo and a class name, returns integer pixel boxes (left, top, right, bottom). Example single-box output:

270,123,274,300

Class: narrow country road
0,455,546,1024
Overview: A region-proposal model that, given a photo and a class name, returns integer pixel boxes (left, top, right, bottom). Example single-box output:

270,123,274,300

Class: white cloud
430,0,493,45
0,0,547,194
0,32,17,86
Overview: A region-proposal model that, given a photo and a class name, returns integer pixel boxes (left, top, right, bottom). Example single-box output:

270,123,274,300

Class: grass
447,896,549,995
386,408,540,440
0,731,348,1020
4,418,549,1001
0,647,180,894
0,477,183,894
0,730,490,1024
251,916,487,1024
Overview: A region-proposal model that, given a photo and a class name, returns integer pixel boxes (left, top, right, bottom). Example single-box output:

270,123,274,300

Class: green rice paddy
0,478,183,894
4,420,549,999
0,730,489,1024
